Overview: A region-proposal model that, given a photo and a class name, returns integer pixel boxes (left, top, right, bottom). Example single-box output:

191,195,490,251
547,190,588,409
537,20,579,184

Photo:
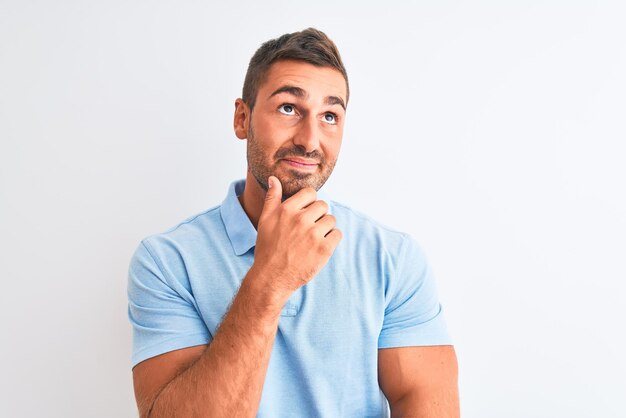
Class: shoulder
156,204,223,238
135,204,226,264
329,199,414,255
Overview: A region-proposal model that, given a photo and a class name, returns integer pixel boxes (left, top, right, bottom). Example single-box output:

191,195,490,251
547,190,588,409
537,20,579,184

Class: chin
282,176,326,196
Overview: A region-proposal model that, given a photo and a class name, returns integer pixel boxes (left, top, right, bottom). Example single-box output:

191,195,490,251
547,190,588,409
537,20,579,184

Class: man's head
234,28,349,199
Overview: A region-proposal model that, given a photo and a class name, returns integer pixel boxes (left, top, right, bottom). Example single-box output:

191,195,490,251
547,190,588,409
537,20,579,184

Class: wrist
242,264,291,315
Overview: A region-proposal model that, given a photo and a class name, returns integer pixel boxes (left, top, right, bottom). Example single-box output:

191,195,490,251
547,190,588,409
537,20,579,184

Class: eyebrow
269,85,346,111
324,95,346,111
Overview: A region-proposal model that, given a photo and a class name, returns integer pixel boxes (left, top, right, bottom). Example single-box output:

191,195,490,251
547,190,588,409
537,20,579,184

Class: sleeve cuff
378,306,453,349
132,332,211,368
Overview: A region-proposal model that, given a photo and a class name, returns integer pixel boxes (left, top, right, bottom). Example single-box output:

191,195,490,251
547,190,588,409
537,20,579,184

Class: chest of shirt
184,244,388,351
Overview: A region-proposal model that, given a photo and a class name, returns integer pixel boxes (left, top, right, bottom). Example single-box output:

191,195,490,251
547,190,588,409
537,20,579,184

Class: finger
282,187,317,211
325,227,342,242
301,200,330,223
323,228,343,250
313,214,336,237
261,176,282,215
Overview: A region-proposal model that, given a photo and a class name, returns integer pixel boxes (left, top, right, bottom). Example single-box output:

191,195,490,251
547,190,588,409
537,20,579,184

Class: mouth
281,158,319,170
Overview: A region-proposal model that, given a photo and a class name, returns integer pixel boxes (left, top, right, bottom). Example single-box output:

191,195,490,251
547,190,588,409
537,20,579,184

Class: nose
292,115,320,153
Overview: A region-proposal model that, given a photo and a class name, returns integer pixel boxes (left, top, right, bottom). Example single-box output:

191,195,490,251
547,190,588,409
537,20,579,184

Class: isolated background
1,1,625,417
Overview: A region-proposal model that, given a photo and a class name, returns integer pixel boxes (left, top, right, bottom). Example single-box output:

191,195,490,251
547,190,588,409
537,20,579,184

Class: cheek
323,132,343,160
256,119,293,148
253,109,287,132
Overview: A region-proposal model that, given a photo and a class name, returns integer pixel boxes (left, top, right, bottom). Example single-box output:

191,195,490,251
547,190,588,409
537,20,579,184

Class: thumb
262,175,282,214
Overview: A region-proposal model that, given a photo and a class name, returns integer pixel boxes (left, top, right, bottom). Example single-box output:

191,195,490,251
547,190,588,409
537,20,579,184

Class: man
128,28,459,417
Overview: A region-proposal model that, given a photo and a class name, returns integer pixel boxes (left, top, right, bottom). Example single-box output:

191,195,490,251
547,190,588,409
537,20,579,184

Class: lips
282,158,319,170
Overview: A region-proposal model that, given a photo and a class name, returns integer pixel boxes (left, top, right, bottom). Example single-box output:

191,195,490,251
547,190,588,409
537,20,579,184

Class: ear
233,98,250,140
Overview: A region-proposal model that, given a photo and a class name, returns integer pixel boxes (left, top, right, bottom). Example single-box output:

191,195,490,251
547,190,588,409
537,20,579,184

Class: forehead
259,60,347,103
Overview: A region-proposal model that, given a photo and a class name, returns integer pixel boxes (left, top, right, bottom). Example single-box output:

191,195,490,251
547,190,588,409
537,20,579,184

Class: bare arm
132,176,342,418
378,345,460,418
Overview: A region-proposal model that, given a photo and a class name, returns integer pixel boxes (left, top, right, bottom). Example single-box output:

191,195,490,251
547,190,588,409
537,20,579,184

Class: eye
322,112,337,125
278,104,296,115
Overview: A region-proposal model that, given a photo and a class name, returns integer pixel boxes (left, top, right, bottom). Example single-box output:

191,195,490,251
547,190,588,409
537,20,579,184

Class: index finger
282,187,318,211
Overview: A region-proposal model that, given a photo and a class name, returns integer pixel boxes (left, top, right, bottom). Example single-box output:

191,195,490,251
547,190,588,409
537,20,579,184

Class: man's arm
131,176,342,418
378,345,460,418
133,267,285,418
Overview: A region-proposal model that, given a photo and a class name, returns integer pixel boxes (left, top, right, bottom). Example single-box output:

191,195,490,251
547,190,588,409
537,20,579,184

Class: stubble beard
246,122,337,200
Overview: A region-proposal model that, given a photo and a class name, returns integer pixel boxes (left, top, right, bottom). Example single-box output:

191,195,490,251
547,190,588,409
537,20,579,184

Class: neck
238,170,267,230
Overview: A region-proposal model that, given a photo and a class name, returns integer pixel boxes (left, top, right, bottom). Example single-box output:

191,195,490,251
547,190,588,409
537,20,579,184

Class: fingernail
268,177,273,189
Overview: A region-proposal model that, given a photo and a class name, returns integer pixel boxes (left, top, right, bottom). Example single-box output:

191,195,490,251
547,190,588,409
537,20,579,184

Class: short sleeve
378,235,452,348
127,240,210,368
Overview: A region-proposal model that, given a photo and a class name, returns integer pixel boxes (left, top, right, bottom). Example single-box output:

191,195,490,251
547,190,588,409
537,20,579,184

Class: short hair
242,27,349,110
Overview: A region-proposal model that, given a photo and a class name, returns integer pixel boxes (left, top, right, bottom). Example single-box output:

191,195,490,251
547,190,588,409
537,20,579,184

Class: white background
1,1,625,417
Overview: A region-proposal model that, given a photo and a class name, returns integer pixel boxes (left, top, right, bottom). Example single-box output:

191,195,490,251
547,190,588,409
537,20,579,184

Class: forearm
148,267,286,418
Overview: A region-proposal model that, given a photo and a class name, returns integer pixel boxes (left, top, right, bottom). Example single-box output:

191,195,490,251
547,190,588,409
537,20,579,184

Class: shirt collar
219,179,333,256
220,179,257,256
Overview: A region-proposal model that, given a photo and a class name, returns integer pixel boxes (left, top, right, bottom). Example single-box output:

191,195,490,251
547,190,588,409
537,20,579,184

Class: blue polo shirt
128,179,452,417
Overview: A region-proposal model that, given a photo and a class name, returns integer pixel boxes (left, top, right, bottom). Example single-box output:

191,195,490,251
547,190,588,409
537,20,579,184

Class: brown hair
242,27,349,110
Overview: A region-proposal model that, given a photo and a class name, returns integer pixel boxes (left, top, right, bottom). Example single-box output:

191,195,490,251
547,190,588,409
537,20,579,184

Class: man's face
243,60,347,199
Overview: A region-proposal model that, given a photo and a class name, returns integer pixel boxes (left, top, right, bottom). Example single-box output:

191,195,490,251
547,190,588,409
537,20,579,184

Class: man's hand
252,176,342,301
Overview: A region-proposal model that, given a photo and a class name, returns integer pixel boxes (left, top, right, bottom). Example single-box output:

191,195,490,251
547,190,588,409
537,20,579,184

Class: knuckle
278,204,289,216
327,228,341,242
319,240,333,254
295,211,307,224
